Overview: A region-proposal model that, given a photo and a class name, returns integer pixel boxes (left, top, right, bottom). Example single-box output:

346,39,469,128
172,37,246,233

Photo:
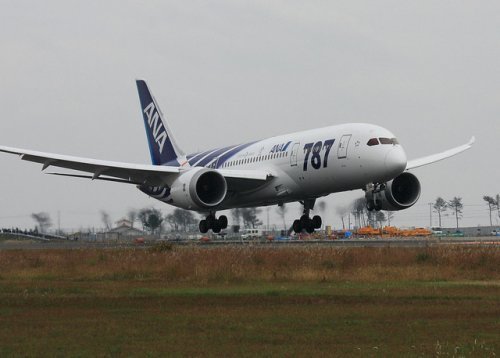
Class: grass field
0,245,499,357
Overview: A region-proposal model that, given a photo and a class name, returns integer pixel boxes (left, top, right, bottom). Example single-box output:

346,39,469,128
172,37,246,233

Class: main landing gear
292,199,322,234
199,213,228,234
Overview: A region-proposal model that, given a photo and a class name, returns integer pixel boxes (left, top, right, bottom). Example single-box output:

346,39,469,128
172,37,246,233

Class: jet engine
170,167,227,210
366,172,421,211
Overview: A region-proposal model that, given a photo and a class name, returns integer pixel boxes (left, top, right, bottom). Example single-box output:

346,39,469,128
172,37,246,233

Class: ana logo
269,141,291,154
143,102,168,153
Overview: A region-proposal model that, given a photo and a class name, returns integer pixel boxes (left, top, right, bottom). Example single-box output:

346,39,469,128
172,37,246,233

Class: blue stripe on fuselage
195,145,238,167
282,141,292,151
215,141,258,168
184,141,260,169
188,149,214,165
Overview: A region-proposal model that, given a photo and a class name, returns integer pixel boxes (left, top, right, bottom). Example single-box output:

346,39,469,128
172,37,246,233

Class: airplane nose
385,147,407,175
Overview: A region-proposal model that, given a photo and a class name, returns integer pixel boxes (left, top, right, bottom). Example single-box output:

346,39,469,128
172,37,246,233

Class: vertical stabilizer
136,79,184,166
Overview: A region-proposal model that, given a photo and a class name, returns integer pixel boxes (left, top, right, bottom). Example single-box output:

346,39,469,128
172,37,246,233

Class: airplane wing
406,136,475,171
0,145,272,187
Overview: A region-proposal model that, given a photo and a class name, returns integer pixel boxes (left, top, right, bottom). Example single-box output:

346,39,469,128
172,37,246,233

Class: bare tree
448,197,463,230
100,210,112,231
367,210,376,228
127,209,138,228
386,211,395,226
241,207,262,228
275,204,288,231
335,206,349,230
165,209,197,232
31,212,52,233
483,196,496,227
433,197,447,228
231,208,241,227
375,211,386,228
351,197,367,228
497,194,500,220
138,208,164,235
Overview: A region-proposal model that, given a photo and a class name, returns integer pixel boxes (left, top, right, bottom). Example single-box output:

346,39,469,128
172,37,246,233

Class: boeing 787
0,80,474,233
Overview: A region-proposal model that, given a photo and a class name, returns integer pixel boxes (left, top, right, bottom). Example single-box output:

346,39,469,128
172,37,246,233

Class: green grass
0,247,498,357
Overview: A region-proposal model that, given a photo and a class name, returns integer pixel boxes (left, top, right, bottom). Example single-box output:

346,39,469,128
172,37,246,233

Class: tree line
434,194,500,229
26,192,500,235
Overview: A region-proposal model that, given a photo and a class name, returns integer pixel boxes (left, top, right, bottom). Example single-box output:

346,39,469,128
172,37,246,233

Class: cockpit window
367,138,379,146
379,137,399,145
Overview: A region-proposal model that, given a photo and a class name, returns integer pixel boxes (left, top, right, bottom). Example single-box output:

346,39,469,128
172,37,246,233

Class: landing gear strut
292,199,322,234
365,183,384,212
199,213,228,233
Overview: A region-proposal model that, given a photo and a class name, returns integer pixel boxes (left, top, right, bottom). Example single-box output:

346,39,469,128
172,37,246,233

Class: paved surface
1,237,500,250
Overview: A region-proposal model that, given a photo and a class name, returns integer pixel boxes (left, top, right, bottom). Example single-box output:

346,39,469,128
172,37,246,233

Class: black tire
300,215,309,227
374,200,382,211
218,215,228,229
212,221,222,233
199,220,209,234
366,201,375,212
206,215,216,229
292,219,302,233
312,215,322,229
305,222,315,234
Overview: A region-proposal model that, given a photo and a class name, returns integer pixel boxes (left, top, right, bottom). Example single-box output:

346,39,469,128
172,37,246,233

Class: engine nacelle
170,167,227,210
367,172,421,211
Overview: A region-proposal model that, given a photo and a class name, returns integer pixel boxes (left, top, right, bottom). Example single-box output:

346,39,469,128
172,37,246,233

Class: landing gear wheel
312,215,322,229
212,221,222,233
305,220,315,234
293,220,302,233
206,215,216,228
300,215,309,227
366,201,375,212
199,220,209,234
374,200,382,211
219,215,228,229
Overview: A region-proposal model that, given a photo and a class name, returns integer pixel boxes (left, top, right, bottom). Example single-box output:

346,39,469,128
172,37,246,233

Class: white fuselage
153,123,407,210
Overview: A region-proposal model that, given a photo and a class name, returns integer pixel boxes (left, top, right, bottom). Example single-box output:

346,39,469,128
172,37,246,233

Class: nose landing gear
199,213,228,233
365,183,385,212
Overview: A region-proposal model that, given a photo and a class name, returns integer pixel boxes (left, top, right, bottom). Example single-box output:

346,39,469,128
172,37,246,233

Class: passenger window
367,138,379,146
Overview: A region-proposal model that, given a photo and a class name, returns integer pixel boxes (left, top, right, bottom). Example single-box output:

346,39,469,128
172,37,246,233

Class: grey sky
0,1,499,231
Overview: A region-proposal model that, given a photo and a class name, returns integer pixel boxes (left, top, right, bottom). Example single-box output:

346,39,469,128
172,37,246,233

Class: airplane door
290,142,300,166
337,135,352,159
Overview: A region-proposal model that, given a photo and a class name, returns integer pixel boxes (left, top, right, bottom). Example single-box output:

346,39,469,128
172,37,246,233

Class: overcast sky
0,1,499,231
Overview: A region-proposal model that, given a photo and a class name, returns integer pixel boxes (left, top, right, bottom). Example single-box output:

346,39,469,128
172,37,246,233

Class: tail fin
136,79,184,166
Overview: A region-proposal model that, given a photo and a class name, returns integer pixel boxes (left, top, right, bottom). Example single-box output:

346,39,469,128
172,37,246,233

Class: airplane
0,80,475,233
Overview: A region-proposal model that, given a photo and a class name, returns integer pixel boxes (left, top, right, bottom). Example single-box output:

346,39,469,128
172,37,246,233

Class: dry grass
0,245,498,284
0,246,499,357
